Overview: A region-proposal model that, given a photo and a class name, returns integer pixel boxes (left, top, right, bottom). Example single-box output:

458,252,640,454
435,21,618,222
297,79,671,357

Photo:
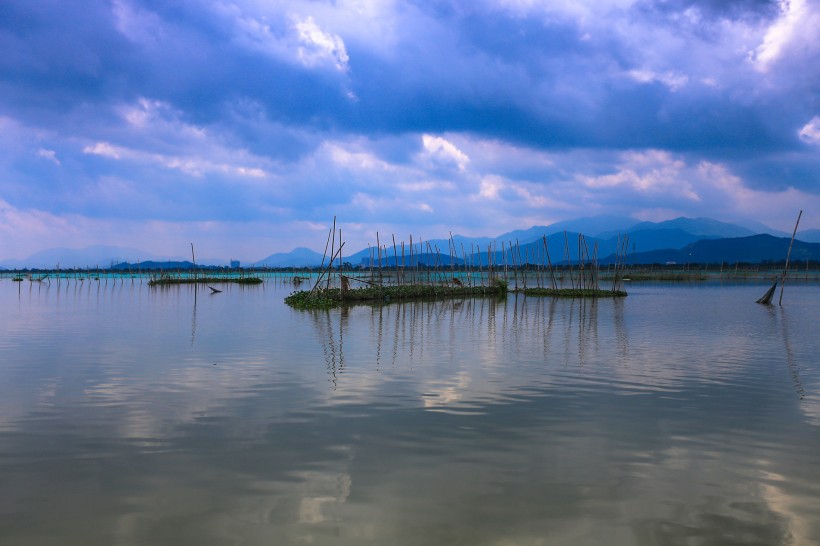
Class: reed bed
147,276,262,286
284,219,632,309
285,281,508,310
520,287,628,298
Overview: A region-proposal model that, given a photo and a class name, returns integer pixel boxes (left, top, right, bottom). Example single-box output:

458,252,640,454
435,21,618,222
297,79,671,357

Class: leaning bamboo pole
779,210,803,305
543,236,557,290
326,218,336,290
392,234,399,285
564,231,573,289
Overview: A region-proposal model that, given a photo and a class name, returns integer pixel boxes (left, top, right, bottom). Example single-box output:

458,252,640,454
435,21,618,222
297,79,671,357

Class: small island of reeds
148,276,262,286
519,287,627,298
284,218,632,309
286,281,509,310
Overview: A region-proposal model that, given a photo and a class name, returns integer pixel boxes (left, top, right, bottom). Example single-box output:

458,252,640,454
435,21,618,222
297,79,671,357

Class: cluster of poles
309,217,631,295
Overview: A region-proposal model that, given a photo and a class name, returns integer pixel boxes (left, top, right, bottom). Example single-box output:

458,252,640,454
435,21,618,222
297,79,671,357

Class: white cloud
37,148,60,166
293,15,350,72
111,0,165,46
579,150,698,201
478,175,504,199
493,0,634,22
326,142,393,171
753,0,820,71
799,116,820,145
223,7,351,73
627,69,689,91
421,135,470,171
119,98,207,141
83,142,122,159
83,141,268,179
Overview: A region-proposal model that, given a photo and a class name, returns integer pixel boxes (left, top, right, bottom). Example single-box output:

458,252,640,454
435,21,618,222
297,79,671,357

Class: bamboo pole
543,236,557,290
327,218,336,290
392,234,399,285
779,210,802,305
564,231,573,289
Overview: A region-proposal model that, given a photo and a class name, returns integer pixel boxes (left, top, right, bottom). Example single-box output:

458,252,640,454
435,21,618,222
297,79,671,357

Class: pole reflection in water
771,305,805,400
311,294,631,390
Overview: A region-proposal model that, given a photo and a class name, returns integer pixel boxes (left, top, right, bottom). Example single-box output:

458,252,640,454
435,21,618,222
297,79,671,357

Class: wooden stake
779,210,803,305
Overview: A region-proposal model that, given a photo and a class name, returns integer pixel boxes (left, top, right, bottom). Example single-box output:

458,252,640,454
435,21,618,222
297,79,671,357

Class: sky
0,0,818,261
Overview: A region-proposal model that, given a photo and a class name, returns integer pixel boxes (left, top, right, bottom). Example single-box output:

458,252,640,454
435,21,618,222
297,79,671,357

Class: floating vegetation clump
284,290,343,310
148,276,262,286
286,284,505,310
285,217,632,309
607,273,706,282
521,287,627,298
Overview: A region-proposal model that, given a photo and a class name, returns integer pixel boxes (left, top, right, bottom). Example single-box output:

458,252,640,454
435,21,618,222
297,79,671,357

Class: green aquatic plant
521,287,627,298
284,290,339,310
285,283,509,310
147,277,263,286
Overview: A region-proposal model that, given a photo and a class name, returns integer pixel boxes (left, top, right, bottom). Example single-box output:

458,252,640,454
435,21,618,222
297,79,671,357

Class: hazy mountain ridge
2,217,814,268
253,247,325,267
797,229,820,243
0,245,188,270
616,235,820,265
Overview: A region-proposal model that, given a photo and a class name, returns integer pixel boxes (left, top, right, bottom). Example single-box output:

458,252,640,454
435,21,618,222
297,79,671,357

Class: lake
1,278,819,545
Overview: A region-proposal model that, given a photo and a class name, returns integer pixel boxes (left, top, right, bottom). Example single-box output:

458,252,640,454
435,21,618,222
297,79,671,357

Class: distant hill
533,215,638,238
797,229,820,243
253,247,325,268
597,216,755,240
632,217,756,238
612,234,820,265
110,261,196,270
602,228,714,254
0,245,185,269
734,219,789,237
4,216,811,269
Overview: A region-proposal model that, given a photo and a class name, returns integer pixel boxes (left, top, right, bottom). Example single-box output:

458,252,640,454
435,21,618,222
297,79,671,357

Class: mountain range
2,216,816,269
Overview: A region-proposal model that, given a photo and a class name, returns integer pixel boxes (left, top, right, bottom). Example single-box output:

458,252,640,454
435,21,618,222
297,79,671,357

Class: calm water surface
1,278,819,545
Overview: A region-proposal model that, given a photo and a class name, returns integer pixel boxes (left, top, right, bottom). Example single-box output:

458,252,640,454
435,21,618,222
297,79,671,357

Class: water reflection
777,306,804,400
311,295,630,389
1,282,820,544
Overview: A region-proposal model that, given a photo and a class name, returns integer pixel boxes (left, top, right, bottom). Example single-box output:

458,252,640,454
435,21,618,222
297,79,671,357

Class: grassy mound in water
147,277,262,286
521,287,627,298
285,281,508,310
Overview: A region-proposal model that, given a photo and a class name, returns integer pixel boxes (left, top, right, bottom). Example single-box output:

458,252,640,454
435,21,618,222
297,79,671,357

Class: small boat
208,285,222,294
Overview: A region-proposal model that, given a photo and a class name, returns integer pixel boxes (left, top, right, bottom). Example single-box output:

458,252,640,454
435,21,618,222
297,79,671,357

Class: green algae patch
285,283,506,310
148,277,262,286
520,287,627,298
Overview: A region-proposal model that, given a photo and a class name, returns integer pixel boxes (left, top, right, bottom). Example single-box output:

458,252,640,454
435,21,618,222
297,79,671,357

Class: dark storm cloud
0,0,818,258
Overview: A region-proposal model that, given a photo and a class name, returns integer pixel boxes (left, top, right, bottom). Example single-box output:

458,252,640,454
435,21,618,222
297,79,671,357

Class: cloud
420,135,470,171
478,175,504,200
37,148,60,166
293,15,350,72
0,0,819,260
579,150,698,201
83,140,268,178
799,117,820,145
111,0,165,46
753,0,820,71
626,69,689,91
